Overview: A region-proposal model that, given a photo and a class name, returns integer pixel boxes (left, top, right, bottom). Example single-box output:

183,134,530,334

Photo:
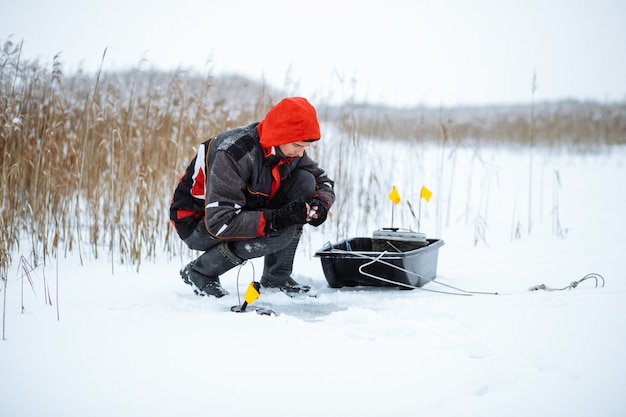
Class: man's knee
283,169,316,201
229,225,298,259
183,220,220,252
295,169,316,195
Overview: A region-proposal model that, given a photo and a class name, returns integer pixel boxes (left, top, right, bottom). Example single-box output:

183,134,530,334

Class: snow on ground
2,145,625,417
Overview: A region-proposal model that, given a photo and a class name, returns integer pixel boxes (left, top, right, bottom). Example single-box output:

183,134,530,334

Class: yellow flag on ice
243,281,260,305
388,186,401,204
420,186,433,202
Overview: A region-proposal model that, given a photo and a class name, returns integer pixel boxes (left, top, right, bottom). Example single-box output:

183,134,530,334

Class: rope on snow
328,248,605,296
349,250,497,296
529,272,605,292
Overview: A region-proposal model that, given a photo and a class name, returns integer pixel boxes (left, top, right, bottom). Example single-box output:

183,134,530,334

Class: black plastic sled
315,229,444,289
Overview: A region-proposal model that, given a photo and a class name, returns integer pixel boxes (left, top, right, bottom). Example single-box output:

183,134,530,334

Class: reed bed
0,40,278,277
2,38,625,278
327,100,626,149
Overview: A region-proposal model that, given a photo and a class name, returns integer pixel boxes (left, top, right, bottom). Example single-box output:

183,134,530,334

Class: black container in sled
315,231,444,289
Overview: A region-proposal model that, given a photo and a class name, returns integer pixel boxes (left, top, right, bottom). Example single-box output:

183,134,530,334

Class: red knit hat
257,97,321,147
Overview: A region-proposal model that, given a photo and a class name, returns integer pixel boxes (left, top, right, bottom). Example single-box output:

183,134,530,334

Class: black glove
307,198,328,227
266,201,309,232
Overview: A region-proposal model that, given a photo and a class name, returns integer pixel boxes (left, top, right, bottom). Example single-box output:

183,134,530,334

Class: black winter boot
260,228,313,296
180,242,243,298
180,262,229,298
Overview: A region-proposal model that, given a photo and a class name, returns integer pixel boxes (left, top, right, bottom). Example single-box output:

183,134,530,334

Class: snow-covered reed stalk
528,72,537,235
2,276,6,340
552,169,566,238
18,256,37,314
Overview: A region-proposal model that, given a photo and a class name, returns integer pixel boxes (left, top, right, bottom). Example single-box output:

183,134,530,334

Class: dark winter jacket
170,118,335,241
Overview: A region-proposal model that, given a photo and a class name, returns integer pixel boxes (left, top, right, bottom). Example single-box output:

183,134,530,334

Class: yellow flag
420,185,432,202
243,282,260,305
388,186,401,204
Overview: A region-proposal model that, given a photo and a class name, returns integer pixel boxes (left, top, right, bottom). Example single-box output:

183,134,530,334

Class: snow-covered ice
2,144,625,417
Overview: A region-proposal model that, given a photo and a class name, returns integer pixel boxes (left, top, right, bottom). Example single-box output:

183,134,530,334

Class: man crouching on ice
170,97,335,297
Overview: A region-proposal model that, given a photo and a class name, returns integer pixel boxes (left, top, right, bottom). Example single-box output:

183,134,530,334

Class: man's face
278,141,313,158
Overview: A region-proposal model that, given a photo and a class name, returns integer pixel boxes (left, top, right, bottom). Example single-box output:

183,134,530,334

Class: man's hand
266,201,309,232
307,198,328,226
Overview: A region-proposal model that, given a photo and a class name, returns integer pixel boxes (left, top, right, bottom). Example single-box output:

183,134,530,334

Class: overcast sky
3,0,625,107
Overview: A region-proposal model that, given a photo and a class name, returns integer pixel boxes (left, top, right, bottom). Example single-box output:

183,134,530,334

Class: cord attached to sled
338,249,498,296
329,248,605,297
